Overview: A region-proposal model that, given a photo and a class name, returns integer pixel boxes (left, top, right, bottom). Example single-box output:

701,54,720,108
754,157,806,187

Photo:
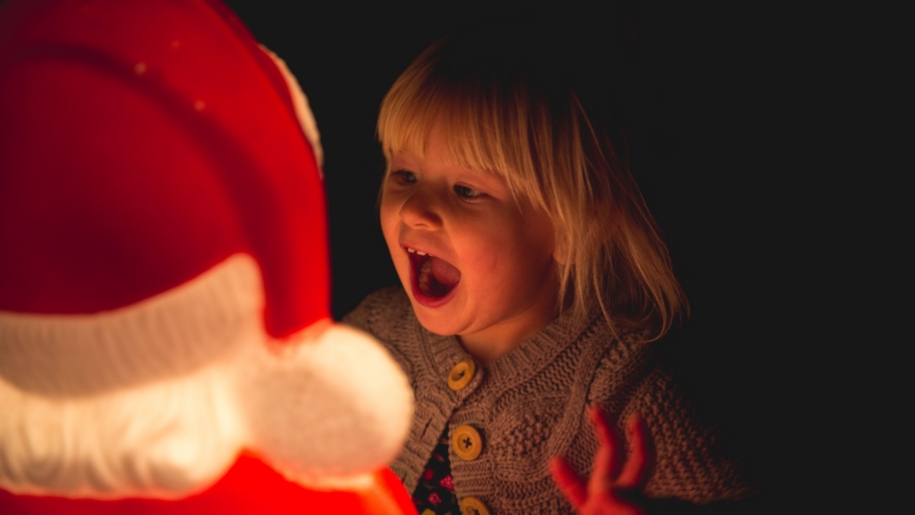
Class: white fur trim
236,323,413,489
0,255,260,397
260,44,324,170
0,254,413,498
0,355,245,498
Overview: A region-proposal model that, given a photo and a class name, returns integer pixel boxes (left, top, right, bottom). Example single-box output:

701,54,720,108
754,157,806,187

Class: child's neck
457,334,515,365
457,308,557,365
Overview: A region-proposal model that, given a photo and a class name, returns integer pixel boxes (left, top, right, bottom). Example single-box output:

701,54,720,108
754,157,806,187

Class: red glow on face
379,125,558,358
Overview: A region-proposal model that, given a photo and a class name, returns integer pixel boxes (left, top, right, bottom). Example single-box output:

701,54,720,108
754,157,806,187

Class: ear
552,236,574,266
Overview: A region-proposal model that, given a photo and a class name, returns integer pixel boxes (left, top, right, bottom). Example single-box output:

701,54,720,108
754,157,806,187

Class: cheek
378,198,399,240
461,232,524,284
522,211,556,260
493,211,553,261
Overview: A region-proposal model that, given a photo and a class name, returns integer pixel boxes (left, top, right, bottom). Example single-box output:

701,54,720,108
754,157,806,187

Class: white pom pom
236,323,413,488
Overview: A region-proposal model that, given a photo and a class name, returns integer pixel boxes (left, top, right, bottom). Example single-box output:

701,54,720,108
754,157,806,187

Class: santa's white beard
0,254,412,499
0,348,244,498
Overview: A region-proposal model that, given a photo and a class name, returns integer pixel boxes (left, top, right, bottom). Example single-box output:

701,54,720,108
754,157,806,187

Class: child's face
380,125,559,354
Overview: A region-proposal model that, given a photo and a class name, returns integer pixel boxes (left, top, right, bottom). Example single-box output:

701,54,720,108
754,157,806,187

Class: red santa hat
0,0,327,336
0,0,413,511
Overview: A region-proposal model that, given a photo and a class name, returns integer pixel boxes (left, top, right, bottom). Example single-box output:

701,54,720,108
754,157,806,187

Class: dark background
224,1,809,506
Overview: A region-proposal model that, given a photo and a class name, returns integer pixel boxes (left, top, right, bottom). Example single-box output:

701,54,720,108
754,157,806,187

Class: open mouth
406,247,461,306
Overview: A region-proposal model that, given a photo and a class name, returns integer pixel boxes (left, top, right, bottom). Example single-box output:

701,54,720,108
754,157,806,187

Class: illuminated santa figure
0,0,415,513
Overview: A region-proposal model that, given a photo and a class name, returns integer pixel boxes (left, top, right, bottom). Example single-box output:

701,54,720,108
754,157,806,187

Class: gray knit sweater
344,287,753,514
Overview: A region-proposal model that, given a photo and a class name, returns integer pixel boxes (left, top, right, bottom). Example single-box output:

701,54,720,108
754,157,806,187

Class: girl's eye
390,170,418,184
454,185,484,200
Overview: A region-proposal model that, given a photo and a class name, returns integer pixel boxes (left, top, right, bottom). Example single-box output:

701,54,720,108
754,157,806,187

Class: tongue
430,256,461,286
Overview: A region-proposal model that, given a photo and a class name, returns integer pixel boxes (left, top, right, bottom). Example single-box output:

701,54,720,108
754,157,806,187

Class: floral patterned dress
411,430,460,515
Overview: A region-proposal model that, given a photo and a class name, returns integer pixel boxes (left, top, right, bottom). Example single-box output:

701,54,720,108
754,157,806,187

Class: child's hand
549,406,650,515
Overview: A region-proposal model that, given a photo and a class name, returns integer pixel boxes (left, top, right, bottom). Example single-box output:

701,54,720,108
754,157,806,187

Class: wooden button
447,358,476,391
452,424,482,461
460,496,491,515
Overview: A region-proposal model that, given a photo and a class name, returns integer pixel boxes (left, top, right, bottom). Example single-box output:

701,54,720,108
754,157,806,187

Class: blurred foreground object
0,0,415,513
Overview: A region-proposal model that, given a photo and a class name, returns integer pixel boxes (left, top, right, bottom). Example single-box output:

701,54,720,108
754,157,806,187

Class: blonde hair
377,21,687,341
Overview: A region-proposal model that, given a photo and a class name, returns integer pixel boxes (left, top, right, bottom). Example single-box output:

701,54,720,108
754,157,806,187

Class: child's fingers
588,404,622,489
616,412,650,489
549,455,587,511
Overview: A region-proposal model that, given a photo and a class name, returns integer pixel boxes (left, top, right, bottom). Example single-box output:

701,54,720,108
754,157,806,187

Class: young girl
344,19,755,515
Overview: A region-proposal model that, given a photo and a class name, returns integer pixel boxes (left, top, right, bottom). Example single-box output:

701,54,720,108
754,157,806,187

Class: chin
406,300,461,337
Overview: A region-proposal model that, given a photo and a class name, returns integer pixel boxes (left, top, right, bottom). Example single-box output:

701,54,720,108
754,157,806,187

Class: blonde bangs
377,49,548,209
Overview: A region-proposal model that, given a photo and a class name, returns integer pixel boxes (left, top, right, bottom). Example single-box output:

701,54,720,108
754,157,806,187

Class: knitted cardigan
344,287,754,514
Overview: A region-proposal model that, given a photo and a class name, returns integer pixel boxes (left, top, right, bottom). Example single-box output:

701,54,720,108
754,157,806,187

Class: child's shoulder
349,284,410,311
342,285,413,338
584,323,657,399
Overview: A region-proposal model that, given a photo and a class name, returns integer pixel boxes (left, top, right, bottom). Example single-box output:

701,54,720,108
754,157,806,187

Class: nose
400,187,443,230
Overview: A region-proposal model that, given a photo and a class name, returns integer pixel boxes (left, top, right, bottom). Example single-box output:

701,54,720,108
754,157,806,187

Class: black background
225,0,806,505
0,0,858,506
